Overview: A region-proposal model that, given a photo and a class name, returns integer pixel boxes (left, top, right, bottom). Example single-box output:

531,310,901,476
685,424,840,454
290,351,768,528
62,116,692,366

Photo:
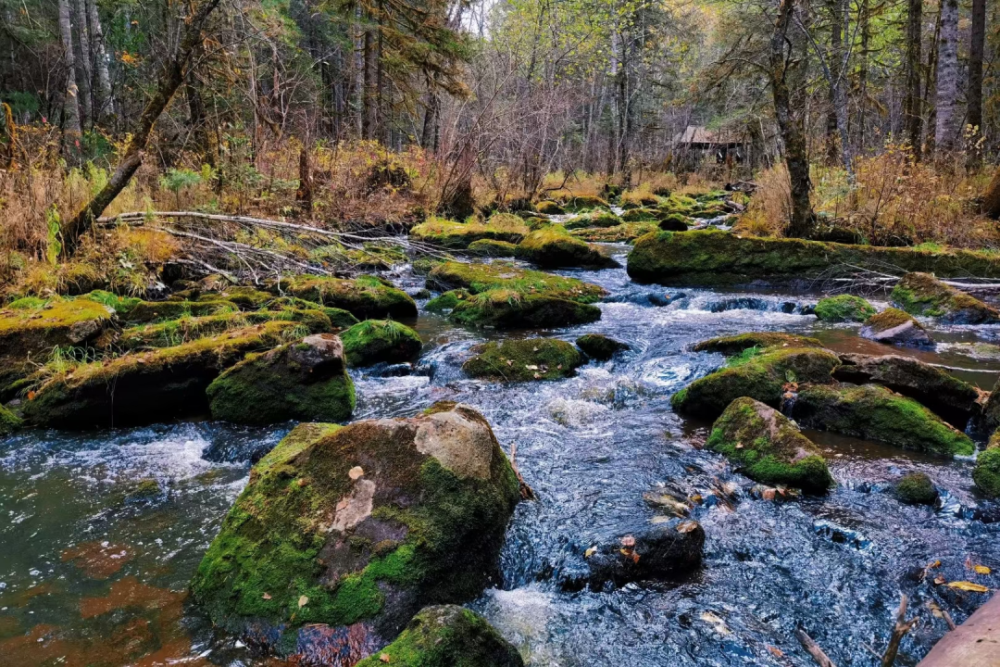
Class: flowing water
3,247,1000,666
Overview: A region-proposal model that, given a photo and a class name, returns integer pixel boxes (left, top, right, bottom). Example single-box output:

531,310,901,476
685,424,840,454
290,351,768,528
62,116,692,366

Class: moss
533,200,564,215
190,404,521,641
890,272,1000,324
341,320,422,367
620,207,660,222
973,441,1000,498
559,194,610,212
7,296,51,310
449,290,601,329
354,605,524,667
410,215,528,249
672,347,840,418
515,226,618,269
658,213,689,232
207,337,355,424
706,397,833,493
895,472,938,505
627,229,1000,286
428,261,606,303
120,309,333,349
576,334,629,361
125,299,240,324
468,239,518,257
657,194,698,215
620,189,662,210
814,295,877,323
279,275,417,320
263,297,359,328
571,221,658,243
985,380,1000,431
863,308,913,330
793,384,975,456
563,210,622,230
0,404,22,436
692,332,825,356
425,290,471,313
463,338,583,381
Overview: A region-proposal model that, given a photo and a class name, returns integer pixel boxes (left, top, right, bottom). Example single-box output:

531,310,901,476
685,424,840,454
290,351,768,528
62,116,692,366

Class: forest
1,0,1000,666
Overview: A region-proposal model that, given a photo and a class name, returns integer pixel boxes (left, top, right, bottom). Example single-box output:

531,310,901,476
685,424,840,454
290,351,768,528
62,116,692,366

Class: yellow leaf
947,581,989,593
298,595,310,608
584,546,597,559
974,565,991,575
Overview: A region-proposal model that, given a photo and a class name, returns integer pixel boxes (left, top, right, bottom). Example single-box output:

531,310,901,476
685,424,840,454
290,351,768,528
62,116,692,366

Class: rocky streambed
2,240,1000,666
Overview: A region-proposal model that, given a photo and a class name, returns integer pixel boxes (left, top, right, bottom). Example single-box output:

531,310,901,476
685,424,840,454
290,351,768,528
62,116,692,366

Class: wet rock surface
584,520,705,590
860,308,934,348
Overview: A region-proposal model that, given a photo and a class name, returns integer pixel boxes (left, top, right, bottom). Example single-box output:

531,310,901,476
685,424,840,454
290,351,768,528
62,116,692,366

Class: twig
927,600,957,631
794,629,838,667
509,442,536,501
881,594,918,667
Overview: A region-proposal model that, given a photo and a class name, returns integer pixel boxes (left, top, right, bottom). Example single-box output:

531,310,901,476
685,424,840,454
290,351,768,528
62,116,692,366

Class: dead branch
509,442,536,501
881,594,918,667
794,628,838,667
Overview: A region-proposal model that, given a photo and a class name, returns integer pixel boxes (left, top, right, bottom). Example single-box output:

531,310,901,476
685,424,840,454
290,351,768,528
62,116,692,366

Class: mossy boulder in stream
814,295,876,322
860,308,932,348
410,215,529,249
533,200,564,215
584,519,705,590
354,605,524,667
124,299,240,324
692,332,825,356
576,334,629,361
706,397,833,493
563,210,622,230
263,297,360,328
468,239,518,257
190,403,521,660
463,338,583,381
658,213,689,232
206,334,355,425
792,383,975,456
427,261,606,303
973,433,1000,498
894,472,938,505
985,379,1000,431
341,320,422,367
278,275,418,320
672,347,840,419
0,404,22,435
450,290,601,329
22,321,298,429
119,308,334,349
890,272,1000,324
515,227,619,269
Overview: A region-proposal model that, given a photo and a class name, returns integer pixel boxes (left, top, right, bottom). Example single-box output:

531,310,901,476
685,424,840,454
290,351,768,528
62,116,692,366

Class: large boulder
355,605,524,667
584,520,704,590
463,338,584,381
278,275,417,320
707,397,833,493
792,383,975,456
576,334,629,361
891,272,1000,324
410,215,529,249
21,322,295,429
449,290,601,329
119,308,334,350
563,210,622,230
672,347,840,419
515,227,619,269
833,353,981,428
813,294,876,322
860,308,933,348
973,432,1000,497
894,472,939,505
341,320,422,367
468,239,518,257
692,332,825,356
427,261,606,303
190,403,521,660
206,334,355,425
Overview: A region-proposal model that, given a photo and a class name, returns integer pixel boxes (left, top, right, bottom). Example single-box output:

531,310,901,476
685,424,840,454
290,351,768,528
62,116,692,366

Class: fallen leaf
584,546,597,559
933,575,946,585
767,645,785,659
699,611,731,636
298,595,309,608
974,565,992,575
348,466,364,480
676,520,699,533
947,581,989,593
379,654,391,663
506,360,513,366
262,592,272,600
525,364,539,370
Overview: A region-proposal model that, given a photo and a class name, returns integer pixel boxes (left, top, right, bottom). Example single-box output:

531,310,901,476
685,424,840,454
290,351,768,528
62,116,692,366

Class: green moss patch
890,272,1000,324
410,215,529,249
341,320,422,367
692,332,825,356
120,309,333,349
463,338,583,381
973,438,1000,497
563,210,622,230
895,472,938,505
576,334,629,361
125,299,240,324
571,221,658,243
468,239,518,257
516,226,619,269
0,404,22,436
428,261,606,304
814,295,877,323
279,275,417,320
449,290,601,329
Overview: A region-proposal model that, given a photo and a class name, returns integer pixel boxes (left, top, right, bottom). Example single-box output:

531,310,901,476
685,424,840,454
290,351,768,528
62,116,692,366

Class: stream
2,245,1000,666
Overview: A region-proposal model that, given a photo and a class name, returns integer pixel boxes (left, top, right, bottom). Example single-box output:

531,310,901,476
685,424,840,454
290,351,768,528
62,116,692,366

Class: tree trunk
934,0,959,153
86,0,113,123
770,0,814,238
62,0,222,256
924,8,942,157
985,166,1000,218
73,0,92,127
362,18,375,141
58,0,82,162
967,0,985,169
825,0,842,166
904,0,922,158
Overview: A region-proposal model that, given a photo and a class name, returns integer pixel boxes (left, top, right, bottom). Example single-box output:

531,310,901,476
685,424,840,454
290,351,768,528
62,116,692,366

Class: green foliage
341,319,422,366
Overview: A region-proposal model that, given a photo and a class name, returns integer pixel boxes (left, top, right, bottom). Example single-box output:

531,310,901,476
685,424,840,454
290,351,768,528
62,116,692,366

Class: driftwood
881,594,918,667
794,629,838,667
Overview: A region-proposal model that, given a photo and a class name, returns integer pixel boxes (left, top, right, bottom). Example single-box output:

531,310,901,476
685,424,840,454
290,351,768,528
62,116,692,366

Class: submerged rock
891,272,1000,324
672,347,840,419
585,520,704,590
515,227,619,269
813,294,876,322
707,397,833,493
576,334,629,361
206,334,355,425
278,275,418,320
450,290,601,329
833,353,981,428
793,383,975,456
860,308,933,348
354,605,524,667
190,403,520,659
894,472,938,505
463,338,583,381
692,332,825,356
341,320,422,367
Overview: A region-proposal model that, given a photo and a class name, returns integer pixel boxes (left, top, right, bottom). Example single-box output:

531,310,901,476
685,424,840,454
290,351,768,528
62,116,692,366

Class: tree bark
770,0,814,237
62,0,223,256
58,0,82,162
362,17,375,141
903,0,922,158
984,166,1000,218
934,0,959,153
825,0,842,166
87,0,113,122
924,8,942,157
73,0,93,127
967,0,985,168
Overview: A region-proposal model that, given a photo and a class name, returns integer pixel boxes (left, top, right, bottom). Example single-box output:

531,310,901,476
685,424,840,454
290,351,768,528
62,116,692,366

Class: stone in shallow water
894,472,938,505
584,519,704,590
576,334,629,361
463,339,584,382
859,308,933,348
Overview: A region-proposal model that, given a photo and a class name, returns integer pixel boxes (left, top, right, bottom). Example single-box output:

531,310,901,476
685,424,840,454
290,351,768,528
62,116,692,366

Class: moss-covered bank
278,275,417,320
515,227,619,269
814,295,876,322
450,290,602,329
428,262,606,303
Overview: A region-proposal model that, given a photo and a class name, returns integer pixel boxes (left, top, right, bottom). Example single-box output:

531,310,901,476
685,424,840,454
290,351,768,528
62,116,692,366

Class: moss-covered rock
341,320,422,367
833,353,981,428
22,321,299,429
571,222,658,243
468,239,518,257
125,299,240,324
814,295,877,322
894,472,938,505
585,520,705,590
973,433,1000,497
627,229,1000,287
463,338,583,381
792,383,975,456
515,227,619,269
207,334,355,425
279,275,418,320
559,194,610,212
354,605,524,667
672,347,840,418
425,290,471,314
620,189,662,210
658,214,689,232
860,308,933,348
450,290,601,329
410,215,529,249
534,200,564,215
0,404,22,436
706,397,833,493
985,380,1000,431
692,332,825,356
621,207,660,222
427,262,606,303
262,297,360,328
576,334,629,361
190,286,274,310
190,403,521,657
890,272,1000,324
563,210,622,230
119,309,334,349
